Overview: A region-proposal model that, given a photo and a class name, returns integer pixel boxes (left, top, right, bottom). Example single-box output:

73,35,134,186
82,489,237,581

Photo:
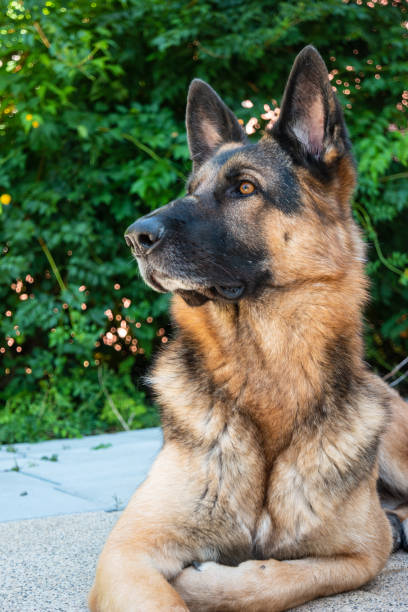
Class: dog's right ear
186,79,247,170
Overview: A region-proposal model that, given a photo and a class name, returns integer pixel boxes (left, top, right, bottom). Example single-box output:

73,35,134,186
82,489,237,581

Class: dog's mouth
147,270,245,305
175,285,245,307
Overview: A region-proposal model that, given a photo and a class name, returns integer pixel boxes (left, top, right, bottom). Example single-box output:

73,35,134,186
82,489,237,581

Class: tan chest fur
151,341,386,566
148,281,387,566
150,352,265,563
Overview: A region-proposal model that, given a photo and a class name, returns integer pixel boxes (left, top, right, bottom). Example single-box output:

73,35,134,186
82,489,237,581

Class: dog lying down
89,46,408,612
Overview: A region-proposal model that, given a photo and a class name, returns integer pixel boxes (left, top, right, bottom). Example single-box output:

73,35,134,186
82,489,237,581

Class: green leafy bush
1,0,407,442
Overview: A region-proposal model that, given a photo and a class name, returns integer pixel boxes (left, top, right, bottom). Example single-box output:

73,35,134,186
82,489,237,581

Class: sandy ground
1,510,408,612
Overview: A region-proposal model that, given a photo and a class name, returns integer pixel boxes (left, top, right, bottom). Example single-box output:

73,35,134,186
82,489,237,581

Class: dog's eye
239,181,255,195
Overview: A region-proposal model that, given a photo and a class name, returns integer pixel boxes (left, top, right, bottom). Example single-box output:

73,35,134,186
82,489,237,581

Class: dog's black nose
125,216,165,254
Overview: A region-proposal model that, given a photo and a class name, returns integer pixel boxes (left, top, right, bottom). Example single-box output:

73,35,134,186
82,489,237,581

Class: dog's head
126,46,360,307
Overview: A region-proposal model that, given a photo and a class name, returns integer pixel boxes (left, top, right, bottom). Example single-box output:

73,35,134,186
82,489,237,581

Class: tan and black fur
89,46,408,612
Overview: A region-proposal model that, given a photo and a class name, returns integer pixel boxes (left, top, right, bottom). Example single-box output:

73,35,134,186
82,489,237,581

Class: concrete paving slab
0,429,162,521
16,434,161,507
0,472,102,522
0,511,407,612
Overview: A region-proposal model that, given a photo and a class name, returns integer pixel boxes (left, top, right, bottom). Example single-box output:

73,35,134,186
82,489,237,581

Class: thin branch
76,46,98,68
197,43,226,59
98,366,130,431
383,355,408,381
121,133,186,179
353,203,404,276
390,369,408,388
37,236,76,328
122,133,163,163
33,21,95,81
380,171,408,183
33,21,51,49
38,237,66,293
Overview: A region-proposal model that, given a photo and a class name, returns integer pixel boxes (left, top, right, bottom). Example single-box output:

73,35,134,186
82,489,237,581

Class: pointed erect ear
186,79,247,169
272,46,350,169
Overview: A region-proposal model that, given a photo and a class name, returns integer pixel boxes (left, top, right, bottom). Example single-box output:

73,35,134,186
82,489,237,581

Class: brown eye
239,181,255,195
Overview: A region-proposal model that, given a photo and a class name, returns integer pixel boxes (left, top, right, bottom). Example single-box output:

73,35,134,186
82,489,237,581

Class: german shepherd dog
89,46,408,611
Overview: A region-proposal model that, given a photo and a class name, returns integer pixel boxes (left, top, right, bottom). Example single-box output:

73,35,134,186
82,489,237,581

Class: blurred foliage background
1,0,407,443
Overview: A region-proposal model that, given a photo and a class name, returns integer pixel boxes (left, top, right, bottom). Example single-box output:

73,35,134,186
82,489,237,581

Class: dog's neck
169,270,366,463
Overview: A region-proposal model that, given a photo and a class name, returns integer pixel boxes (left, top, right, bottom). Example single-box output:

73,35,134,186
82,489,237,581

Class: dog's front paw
173,561,228,611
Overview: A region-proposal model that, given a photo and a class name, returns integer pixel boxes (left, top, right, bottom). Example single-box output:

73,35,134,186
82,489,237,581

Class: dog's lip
148,273,168,293
144,268,245,301
176,284,245,302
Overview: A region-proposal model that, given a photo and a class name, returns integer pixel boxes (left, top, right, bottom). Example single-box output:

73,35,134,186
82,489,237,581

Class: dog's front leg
174,551,389,612
90,549,188,612
89,443,205,612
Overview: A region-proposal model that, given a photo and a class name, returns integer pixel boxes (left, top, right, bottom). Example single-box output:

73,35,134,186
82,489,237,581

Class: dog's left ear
186,79,247,169
272,46,350,169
